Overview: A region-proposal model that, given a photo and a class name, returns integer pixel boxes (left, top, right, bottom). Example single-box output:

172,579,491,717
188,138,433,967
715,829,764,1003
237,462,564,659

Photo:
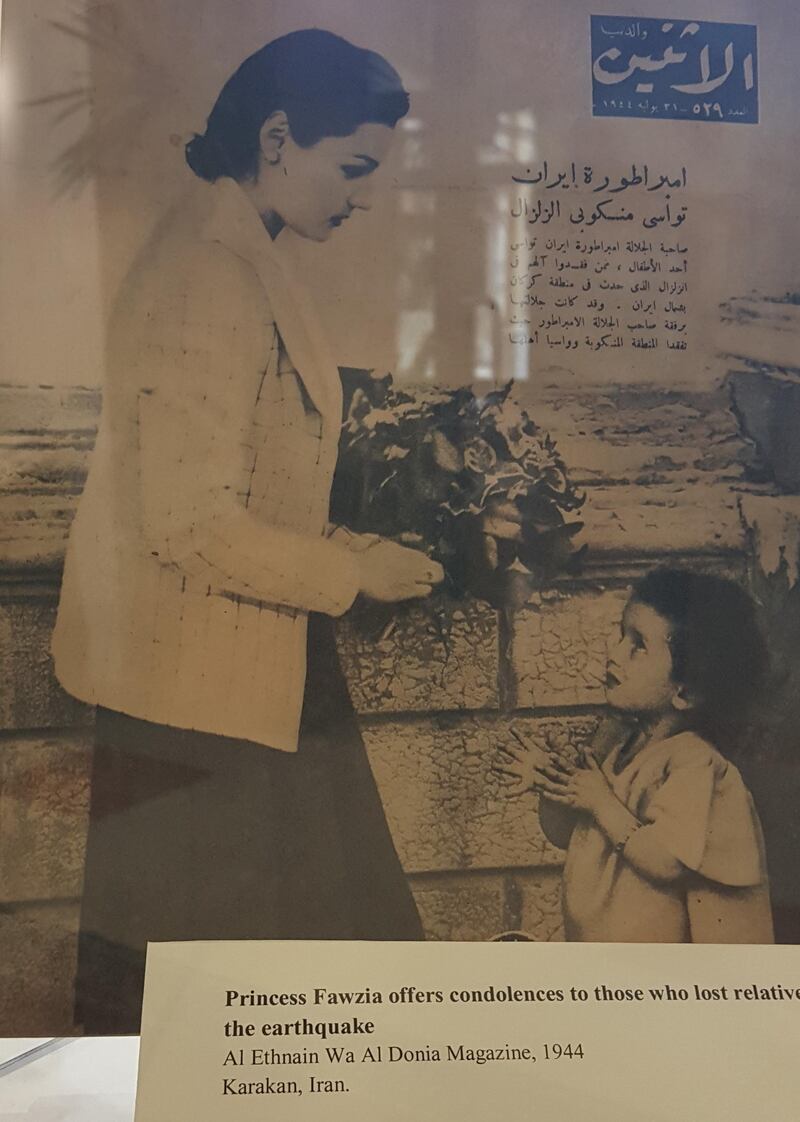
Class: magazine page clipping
0,0,799,1112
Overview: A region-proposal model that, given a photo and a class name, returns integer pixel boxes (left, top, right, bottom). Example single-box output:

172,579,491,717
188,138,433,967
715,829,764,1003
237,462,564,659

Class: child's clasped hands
495,727,613,817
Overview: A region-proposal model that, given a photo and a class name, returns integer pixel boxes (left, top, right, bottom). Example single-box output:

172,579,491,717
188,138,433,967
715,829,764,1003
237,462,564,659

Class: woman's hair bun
185,133,214,181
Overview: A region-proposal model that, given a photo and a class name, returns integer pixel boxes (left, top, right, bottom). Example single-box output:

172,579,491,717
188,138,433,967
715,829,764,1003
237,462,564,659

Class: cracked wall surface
512,589,629,709
362,714,598,874
336,599,499,715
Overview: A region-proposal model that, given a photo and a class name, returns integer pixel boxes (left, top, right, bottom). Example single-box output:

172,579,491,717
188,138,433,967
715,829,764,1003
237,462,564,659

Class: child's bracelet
613,822,641,855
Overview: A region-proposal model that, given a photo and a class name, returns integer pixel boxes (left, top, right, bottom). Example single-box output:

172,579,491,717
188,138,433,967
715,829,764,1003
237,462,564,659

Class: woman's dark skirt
75,615,422,1034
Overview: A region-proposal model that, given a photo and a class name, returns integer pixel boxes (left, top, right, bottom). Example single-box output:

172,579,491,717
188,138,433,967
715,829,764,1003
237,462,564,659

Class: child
497,568,774,943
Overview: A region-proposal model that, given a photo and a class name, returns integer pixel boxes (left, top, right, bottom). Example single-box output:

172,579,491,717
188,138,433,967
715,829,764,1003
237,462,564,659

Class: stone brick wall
0,380,763,1033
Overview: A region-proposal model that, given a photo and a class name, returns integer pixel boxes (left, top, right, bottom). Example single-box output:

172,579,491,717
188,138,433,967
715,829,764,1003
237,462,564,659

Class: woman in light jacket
53,29,441,1034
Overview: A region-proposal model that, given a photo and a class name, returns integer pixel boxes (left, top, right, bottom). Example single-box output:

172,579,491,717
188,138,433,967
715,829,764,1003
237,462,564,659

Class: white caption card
134,940,800,1121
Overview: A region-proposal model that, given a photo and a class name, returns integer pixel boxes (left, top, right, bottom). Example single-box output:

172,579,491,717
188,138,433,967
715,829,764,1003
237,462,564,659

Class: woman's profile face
268,121,395,242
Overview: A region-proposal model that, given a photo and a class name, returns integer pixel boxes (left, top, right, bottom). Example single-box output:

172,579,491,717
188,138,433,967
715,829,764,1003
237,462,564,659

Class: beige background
1,0,798,388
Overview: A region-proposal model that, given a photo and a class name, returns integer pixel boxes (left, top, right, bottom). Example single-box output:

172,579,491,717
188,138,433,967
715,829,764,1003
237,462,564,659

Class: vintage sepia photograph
1,0,799,1037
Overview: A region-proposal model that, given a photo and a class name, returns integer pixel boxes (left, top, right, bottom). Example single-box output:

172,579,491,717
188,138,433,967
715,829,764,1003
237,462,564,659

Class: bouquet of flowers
333,375,585,613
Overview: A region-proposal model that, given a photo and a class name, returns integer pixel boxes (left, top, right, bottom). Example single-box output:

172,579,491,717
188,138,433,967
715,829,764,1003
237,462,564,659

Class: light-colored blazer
52,177,364,751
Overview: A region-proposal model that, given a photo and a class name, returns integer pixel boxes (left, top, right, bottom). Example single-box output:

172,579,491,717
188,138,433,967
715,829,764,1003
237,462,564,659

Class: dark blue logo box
591,15,758,123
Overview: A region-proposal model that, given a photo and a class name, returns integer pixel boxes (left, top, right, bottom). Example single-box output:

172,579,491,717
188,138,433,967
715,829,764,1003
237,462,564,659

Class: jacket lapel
198,177,342,426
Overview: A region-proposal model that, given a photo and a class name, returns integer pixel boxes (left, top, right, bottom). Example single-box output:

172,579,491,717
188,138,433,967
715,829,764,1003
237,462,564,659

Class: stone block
364,713,597,875
513,587,629,709
0,442,93,495
337,598,499,715
0,733,92,903
0,492,79,571
522,382,751,486
0,386,98,572
579,482,746,558
0,384,100,435
0,595,92,730
728,368,800,491
411,872,506,941
718,299,800,376
0,901,79,1035
514,868,564,942
411,867,563,943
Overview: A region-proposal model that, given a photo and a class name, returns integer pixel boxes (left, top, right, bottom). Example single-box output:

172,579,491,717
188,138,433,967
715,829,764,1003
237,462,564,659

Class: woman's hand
493,726,565,797
357,540,444,602
535,753,614,817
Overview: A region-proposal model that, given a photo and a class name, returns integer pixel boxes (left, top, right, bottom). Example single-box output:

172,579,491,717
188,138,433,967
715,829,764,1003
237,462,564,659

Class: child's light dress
559,730,773,943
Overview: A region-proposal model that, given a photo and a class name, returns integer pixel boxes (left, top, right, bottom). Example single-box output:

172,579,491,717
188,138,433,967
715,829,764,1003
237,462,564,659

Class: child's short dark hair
631,568,768,739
